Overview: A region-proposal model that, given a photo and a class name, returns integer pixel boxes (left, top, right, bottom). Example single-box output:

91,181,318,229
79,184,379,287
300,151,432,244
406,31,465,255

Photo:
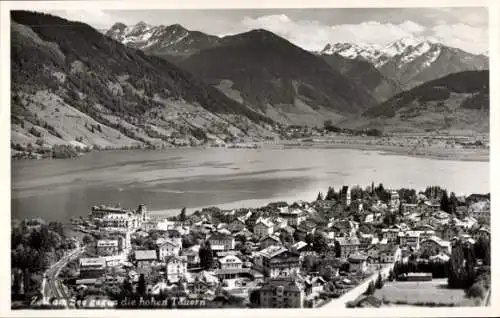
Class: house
260,235,282,249
419,236,451,256
291,241,317,260
181,245,200,266
389,190,400,209
439,224,462,241
278,226,296,238
158,239,181,260
258,279,304,308
401,203,419,215
258,245,300,278
424,201,441,213
254,219,275,239
340,186,351,207
208,233,235,251
359,233,376,249
79,257,106,279
218,255,243,270
217,228,232,235
381,228,400,243
365,245,380,262
227,217,247,233
364,213,375,224
379,245,402,263
474,227,490,240
399,231,421,250
294,220,317,241
234,228,253,241
96,239,119,256
165,255,187,283
272,217,288,230
468,200,490,220
348,253,368,273
141,220,158,232
279,208,307,227
336,236,360,259
304,276,326,297
134,250,158,271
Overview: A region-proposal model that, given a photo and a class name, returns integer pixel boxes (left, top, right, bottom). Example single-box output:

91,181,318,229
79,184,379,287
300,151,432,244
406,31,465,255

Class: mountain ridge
10,11,278,154
322,37,489,90
339,70,489,134
177,28,378,125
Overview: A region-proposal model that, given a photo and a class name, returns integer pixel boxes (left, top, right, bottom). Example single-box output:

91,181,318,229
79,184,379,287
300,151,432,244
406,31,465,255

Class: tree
279,231,294,245
388,269,395,281
316,192,323,201
466,284,485,299
449,192,458,214
483,244,490,266
122,278,132,295
350,185,364,201
375,273,384,289
137,274,146,295
179,207,187,222
374,183,391,202
312,232,329,254
305,233,315,246
302,255,317,272
319,265,336,281
440,190,451,213
448,241,476,289
323,120,333,130
199,240,214,270
334,240,341,258
182,235,195,249
364,281,375,295
474,236,490,261
325,187,336,201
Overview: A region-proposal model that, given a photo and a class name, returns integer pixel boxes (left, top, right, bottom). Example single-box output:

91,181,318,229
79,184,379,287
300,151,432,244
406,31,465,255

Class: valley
10,12,490,160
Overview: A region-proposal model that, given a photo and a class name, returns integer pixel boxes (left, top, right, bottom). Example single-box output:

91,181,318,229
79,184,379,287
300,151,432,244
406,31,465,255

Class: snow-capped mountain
321,42,387,67
105,21,220,59
322,36,489,90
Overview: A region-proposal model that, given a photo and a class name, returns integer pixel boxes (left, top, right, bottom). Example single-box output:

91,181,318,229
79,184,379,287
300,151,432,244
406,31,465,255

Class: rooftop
134,250,157,261
260,279,302,292
258,245,288,258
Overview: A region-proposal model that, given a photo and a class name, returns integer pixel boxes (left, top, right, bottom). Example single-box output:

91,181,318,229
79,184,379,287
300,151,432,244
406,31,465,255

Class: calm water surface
11,148,489,222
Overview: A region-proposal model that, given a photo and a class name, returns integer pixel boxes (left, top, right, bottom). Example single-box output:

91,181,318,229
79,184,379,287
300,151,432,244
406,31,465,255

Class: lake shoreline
279,142,489,162
12,139,489,163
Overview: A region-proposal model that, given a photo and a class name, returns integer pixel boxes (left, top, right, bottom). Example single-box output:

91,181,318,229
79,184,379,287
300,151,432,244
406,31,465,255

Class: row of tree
11,219,73,300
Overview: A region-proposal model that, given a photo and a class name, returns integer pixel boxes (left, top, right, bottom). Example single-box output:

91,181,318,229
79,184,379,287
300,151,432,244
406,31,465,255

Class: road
41,247,85,307
321,263,395,308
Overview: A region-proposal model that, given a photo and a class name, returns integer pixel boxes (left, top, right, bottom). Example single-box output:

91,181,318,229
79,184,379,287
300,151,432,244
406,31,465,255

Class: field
373,279,476,307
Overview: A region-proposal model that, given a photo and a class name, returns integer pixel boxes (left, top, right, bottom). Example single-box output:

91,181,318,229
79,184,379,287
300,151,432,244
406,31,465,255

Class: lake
11,147,489,222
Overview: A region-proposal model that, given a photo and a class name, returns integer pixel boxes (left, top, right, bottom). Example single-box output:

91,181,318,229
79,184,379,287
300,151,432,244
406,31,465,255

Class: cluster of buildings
70,186,490,308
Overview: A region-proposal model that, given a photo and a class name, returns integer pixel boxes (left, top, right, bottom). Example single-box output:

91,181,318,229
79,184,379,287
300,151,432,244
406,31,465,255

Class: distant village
25,184,491,309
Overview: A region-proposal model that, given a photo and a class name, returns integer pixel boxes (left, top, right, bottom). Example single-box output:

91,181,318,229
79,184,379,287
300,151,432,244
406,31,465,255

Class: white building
219,255,243,270
165,256,187,283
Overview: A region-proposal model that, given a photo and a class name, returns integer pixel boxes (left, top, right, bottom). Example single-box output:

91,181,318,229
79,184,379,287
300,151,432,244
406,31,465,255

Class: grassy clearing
373,279,476,307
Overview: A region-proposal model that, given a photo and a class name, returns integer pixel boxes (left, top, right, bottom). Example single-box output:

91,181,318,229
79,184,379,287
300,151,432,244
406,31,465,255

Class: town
11,183,491,309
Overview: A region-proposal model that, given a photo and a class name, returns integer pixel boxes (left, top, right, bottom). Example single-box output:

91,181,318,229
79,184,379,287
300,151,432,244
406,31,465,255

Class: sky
43,7,488,54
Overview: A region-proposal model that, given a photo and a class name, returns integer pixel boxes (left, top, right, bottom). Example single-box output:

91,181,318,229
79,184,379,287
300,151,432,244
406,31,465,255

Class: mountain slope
379,43,489,89
105,22,220,62
10,11,277,153
320,53,401,102
340,70,489,134
178,29,377,125
322,37,489,91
